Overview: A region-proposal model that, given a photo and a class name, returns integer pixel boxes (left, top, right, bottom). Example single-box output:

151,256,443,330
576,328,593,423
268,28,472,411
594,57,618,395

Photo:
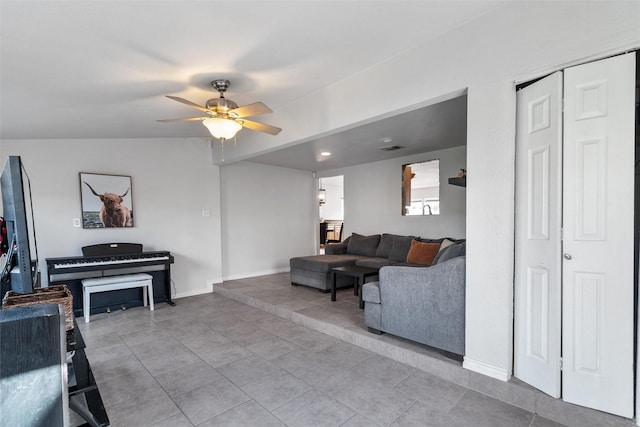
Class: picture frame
79,172,134,228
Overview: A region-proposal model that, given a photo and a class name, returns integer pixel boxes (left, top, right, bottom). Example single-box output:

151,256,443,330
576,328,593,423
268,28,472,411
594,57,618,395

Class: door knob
563,253,572,260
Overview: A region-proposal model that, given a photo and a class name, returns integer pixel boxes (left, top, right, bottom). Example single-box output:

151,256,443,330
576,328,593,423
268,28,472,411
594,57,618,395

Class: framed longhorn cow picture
80,172,134,228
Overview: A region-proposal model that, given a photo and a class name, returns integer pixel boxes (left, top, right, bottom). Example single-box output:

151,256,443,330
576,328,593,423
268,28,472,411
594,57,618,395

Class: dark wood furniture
68,318,109,426
331,265,379,309
320,222,328,245
326,222,344,244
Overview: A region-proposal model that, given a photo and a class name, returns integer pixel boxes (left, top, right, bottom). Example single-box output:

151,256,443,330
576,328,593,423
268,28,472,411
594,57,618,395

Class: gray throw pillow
347,233,381,257
375,233,395,258
388,235,416,262
431,238,455,264
435,241,466,264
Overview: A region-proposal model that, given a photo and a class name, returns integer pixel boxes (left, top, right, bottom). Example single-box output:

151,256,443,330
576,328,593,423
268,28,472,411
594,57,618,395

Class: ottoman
289,254,365,291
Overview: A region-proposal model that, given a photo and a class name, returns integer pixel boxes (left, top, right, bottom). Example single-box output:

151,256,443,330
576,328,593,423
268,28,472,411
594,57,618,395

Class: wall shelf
448,177,466,187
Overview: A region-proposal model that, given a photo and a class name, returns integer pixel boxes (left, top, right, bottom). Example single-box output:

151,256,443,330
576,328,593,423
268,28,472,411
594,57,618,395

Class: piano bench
81,273,154,323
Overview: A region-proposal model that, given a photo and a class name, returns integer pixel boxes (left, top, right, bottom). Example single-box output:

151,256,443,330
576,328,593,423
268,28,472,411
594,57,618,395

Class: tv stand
0,302,109,426
67,320,109,426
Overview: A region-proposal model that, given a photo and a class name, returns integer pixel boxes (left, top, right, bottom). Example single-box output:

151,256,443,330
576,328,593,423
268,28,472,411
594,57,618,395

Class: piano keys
46,251,175,316
48,251,172,273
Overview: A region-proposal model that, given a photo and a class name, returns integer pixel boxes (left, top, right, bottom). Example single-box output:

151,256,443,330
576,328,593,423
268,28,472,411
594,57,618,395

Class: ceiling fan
158,79,282,141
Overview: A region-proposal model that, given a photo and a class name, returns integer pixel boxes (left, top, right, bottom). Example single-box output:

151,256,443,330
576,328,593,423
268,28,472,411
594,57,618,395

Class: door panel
526,266,550,361
514,71,563,398
573,138,607,240
562,53,635,418
571,272,604,374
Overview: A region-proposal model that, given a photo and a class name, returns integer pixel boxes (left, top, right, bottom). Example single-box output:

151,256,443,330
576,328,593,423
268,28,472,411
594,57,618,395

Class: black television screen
1,156,38,295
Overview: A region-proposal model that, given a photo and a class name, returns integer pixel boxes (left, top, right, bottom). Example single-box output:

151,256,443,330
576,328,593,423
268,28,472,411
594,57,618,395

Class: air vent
379,145,404,152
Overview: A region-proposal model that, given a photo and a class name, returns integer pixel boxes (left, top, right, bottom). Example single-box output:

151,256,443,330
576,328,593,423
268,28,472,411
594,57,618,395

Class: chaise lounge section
362,250,466,357
289,253,367,292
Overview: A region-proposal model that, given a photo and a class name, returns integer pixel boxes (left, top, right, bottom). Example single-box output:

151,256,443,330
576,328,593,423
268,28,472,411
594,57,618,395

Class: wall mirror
402,159,440,216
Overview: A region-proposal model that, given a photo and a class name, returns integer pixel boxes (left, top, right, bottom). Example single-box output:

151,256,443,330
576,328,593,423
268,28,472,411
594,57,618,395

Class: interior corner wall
0,138,222,299
321,146,466,239
219,161,315,280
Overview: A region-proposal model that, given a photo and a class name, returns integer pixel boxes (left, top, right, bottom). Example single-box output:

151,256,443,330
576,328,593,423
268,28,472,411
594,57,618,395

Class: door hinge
559,357,563,371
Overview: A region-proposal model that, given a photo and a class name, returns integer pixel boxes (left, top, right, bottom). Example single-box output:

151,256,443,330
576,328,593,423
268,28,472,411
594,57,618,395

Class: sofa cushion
355,257,397,269
434,241,466,264
388,235,416,262
290,254,364,273
325,237,349,255
375,233,395,258
416,237,444,244
347,233,381,257
406,240,441,265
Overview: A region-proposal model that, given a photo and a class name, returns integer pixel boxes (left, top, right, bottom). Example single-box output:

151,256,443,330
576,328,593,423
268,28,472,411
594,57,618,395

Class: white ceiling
0,1,496,169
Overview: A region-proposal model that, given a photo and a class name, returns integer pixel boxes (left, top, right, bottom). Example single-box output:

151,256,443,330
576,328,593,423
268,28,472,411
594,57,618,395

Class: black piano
46,243,175,317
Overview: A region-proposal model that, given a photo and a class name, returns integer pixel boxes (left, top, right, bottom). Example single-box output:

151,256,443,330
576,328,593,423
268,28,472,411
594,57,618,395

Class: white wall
320,145,466,239
0,138,222,299
219,161,316,280
215,2,640,380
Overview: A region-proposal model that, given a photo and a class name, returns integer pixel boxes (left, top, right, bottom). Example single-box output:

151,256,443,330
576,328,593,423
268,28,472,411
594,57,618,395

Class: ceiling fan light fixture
159,79,281,144
203,117,243,140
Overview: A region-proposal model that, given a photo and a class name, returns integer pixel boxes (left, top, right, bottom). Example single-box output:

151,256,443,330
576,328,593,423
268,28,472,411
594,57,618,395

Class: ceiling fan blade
240,119,282,135
166,95,209,112
156,117,207,122
230,102,273,118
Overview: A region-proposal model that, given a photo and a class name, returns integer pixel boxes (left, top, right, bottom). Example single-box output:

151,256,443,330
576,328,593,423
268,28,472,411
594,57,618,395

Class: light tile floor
73,273,636,427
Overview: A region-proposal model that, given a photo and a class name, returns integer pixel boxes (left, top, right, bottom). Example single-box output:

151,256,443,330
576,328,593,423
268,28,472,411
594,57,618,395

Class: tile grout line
213,284,466,385
203,283,634,427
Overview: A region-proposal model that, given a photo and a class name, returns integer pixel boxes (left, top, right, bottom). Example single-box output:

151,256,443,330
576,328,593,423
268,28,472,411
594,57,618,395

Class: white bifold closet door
514,70,563,398
514,52,635,418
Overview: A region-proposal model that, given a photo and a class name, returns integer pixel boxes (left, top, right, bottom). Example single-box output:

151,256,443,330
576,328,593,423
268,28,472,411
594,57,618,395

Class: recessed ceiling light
379,137,393,144
321,152,331,156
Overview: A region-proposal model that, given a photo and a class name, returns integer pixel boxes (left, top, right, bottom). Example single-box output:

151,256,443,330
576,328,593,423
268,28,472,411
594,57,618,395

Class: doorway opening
319,175,344,253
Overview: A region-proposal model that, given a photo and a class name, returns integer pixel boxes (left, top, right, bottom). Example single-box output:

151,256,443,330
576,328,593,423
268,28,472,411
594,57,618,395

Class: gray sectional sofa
289,232,450,291
289,232,466,356
289,233,462,292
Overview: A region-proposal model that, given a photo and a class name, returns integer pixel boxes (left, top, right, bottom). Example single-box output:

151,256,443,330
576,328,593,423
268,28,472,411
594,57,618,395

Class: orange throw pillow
406,240,441,265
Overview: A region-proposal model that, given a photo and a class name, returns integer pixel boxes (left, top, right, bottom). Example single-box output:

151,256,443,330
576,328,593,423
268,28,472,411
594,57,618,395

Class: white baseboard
463,357,510,382
222,267,289,282
174,287,212,299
